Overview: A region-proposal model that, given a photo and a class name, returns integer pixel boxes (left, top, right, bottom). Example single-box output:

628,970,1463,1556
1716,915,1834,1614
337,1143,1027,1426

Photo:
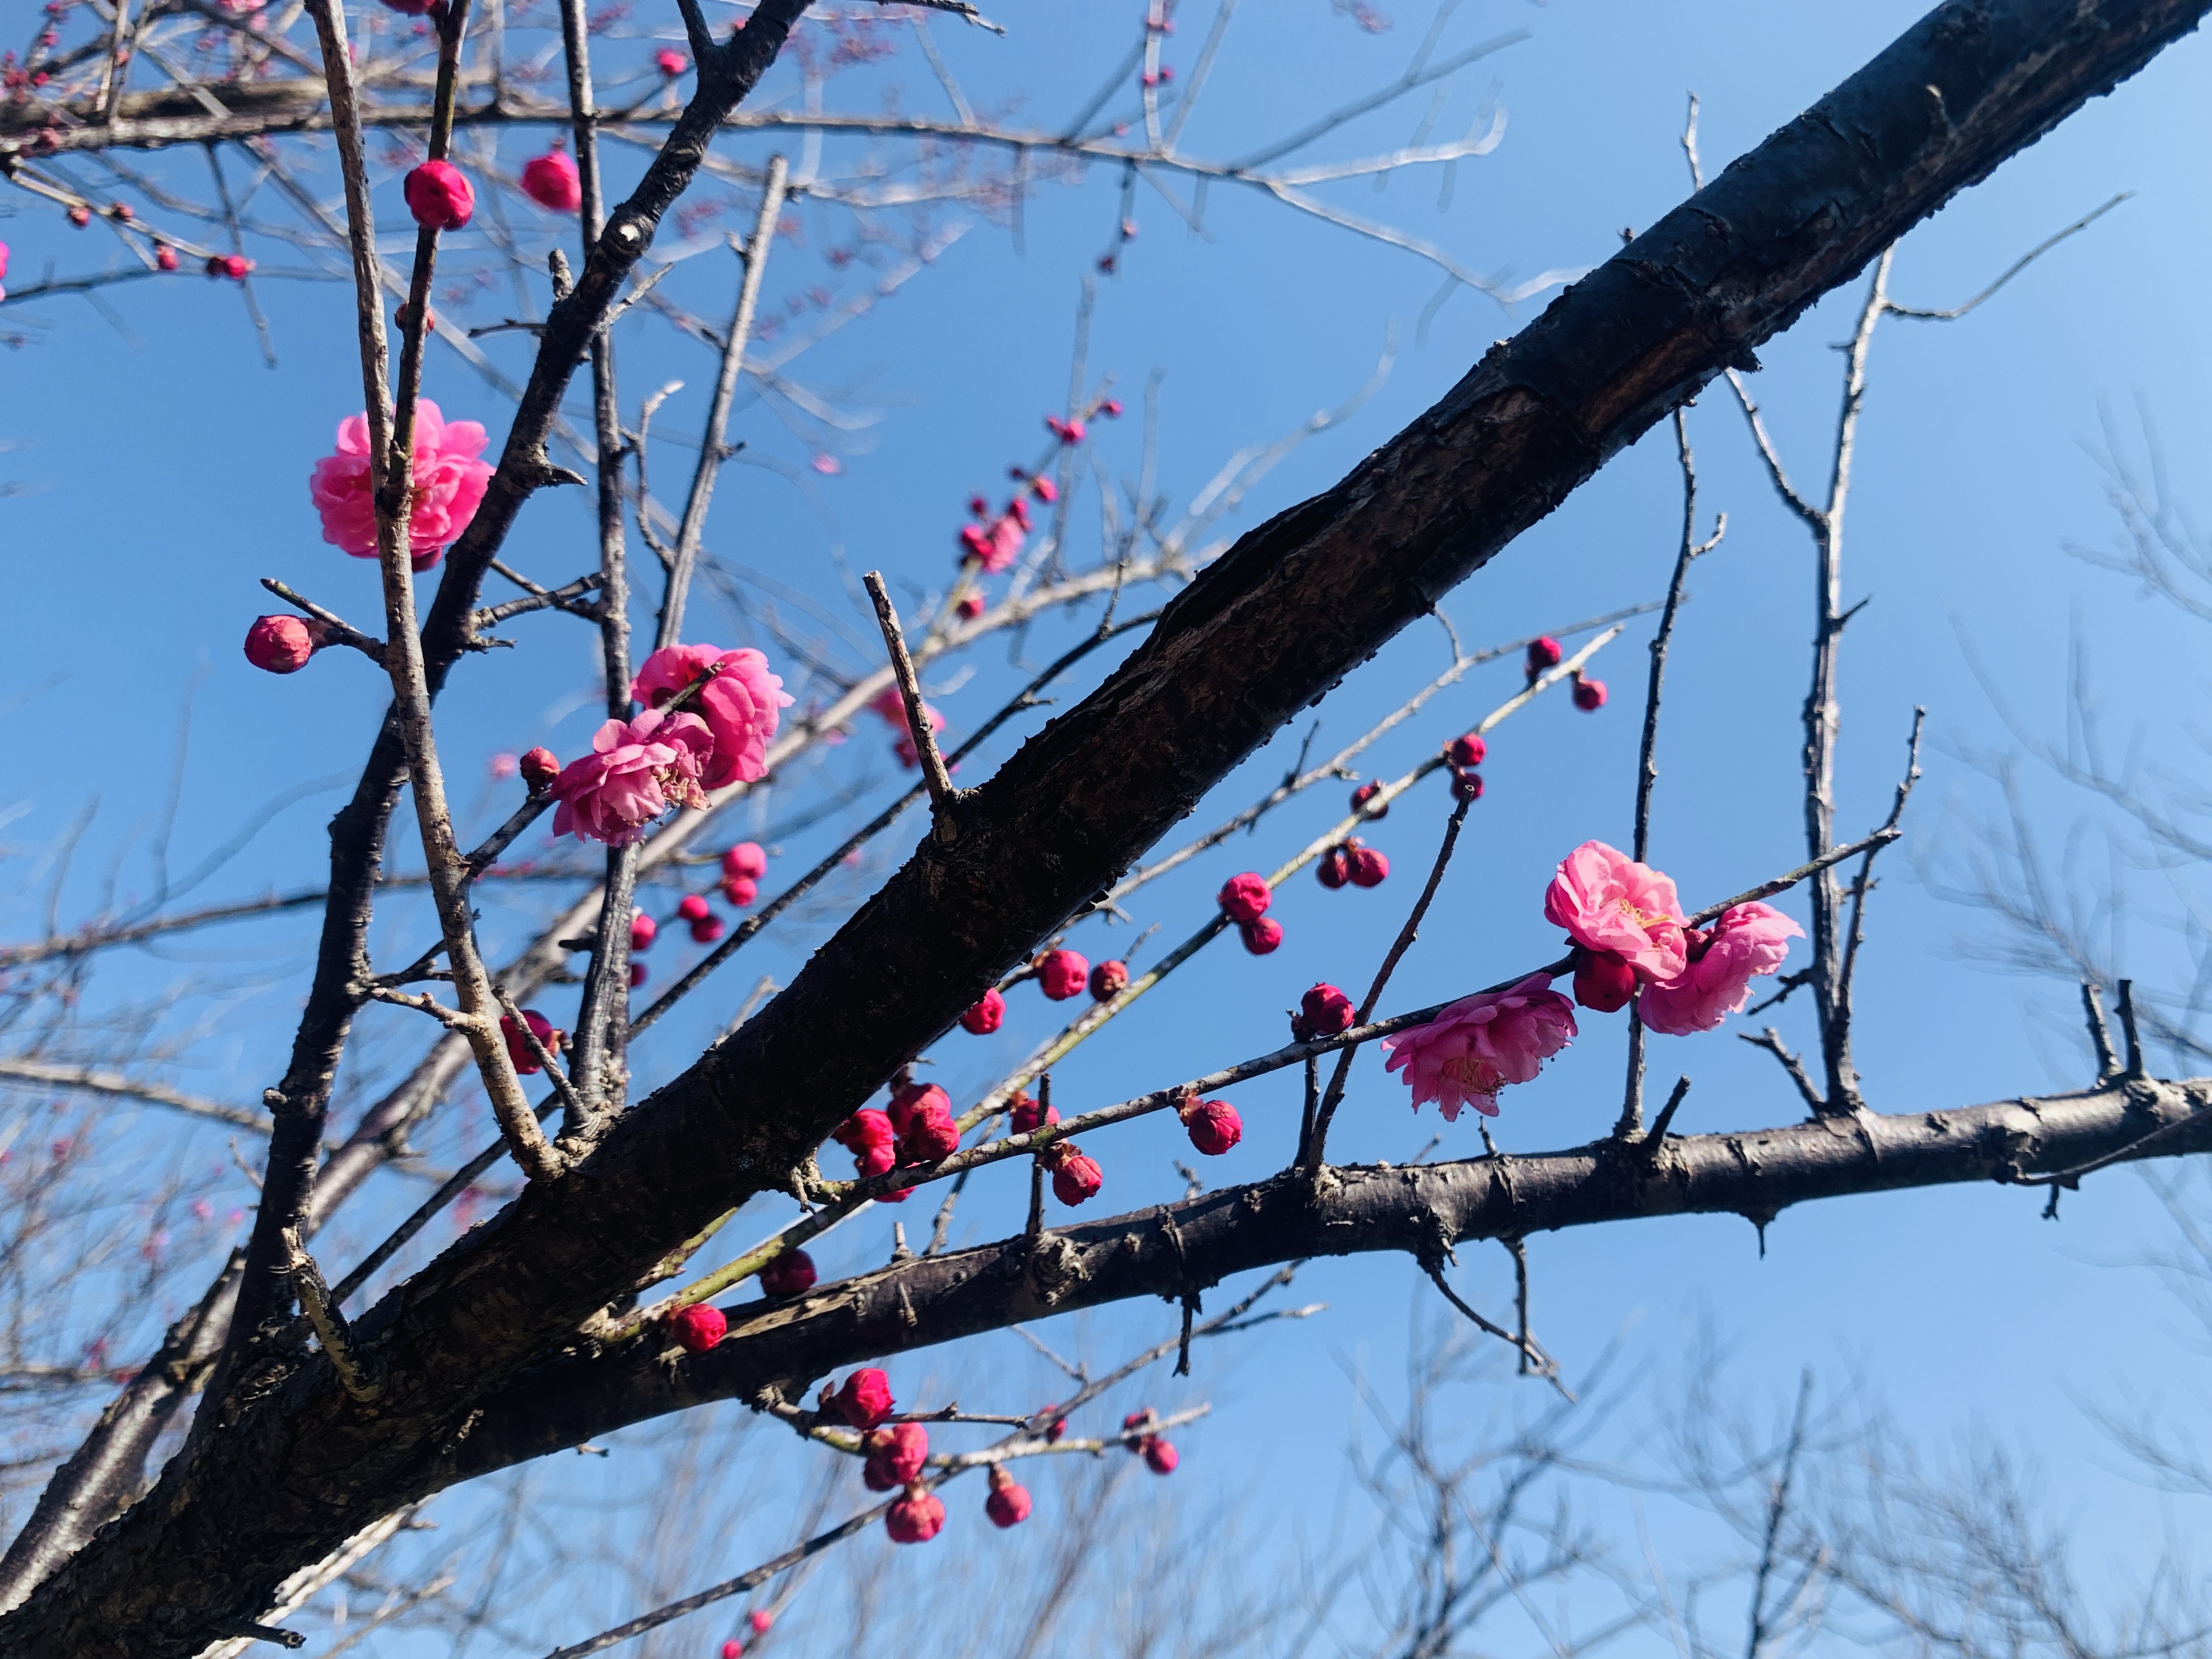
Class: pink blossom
403,160,474,230
546,708,713,845
1542,840,1688,983
654,46,688,75
309,398,492,569
1380,973,1577,1121
958,512,1025,574
1638,903,1804,1035
630,644,792,789
520,148,582,213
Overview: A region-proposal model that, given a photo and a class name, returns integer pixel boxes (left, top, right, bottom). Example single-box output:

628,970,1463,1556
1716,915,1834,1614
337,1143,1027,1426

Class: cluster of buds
718,1610,774,1658
1121,1408,1180,1475
1445,730,1487,803
1290,981,1355,1045
862,1421,929,1490
1316,841,1388,890
831,1108,911,1200
956,473,1053,576
498,1008,566,1075
887,1079,960,1164
1524,635,1606,709
205,253,253,281
675,891,723,946
1217,872,1282,955
720,840,767,906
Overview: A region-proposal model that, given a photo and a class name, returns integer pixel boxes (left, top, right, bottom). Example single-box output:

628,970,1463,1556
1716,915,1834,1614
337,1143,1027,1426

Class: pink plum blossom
1542,840,1688,983
629,644,793,789
308,398,492,570
520,148,582,213
1638,903,1803,1035
546,708,713,846
1380,973,1576,1120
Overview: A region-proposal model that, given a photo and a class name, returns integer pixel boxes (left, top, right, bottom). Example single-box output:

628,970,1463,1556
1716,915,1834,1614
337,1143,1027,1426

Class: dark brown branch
862,571,959,826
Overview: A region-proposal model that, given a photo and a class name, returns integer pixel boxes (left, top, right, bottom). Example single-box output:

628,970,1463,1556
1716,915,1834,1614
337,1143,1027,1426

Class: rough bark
4,2,2205,1652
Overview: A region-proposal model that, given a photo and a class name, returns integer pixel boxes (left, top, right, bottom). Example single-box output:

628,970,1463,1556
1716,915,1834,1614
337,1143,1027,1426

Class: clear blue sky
3,1,2209,1650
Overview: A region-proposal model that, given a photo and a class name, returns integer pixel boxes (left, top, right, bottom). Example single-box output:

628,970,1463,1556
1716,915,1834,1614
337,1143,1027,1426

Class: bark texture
4,2,2206,1652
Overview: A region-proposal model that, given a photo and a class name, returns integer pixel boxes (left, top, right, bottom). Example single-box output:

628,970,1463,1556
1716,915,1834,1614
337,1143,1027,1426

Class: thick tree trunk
5,2,2205,1652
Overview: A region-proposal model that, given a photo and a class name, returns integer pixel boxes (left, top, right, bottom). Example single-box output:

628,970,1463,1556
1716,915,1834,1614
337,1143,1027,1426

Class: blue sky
4,0,2211,1650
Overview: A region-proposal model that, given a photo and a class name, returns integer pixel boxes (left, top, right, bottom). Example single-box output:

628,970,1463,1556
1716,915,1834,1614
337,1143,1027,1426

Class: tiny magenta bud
759,1248,816,1298
1045,1142,1102,1205
834,1108,894,1153
629,961,647,988
887,1081,949,1136
1525,636,1564,678
1217,871,1271,924
677,894,711,923
1009,1090,1057,1135
1045,1415,1067,1442
1031,475,1059,503
1295,983,1355,1043
1088,960,1130,1002
1037,948,1089,1001
520,746,560,788
885,1486,945,1544
960,987,1005,1035
1572,674,1608,711
403,160,475,231
110,201,131,220
1101,398,1124,417
520,147,583,213
655,46,687,74
1448,731,1487,768
958,592,985,620
667,1301,726,1353
1317,846,1351,890
1180,1096,1242,1156
1572,947,1637,1013
66,204,89,227
1351,780,1389,819
499,1009,560,1074
1144,1438,1179,1475
690,916,726,946
630,909,657,951
395,299,436,334
155,244,178,271
967,494,989,516
1347,846,1390,888
1239,917,1284,955
750,1611,774,1635
721,1643,741,1659
721,875,758,907
832,1367,895,1429
242,614,321,674
722,842,768,881
986,1464,1032,1527
489,752,519,780
863,1422,929,1488
1451,769,1486,803
1061,419,1086,444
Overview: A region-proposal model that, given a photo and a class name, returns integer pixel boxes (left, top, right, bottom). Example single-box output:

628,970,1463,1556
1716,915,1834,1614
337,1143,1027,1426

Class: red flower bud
1217,872,1271,924
629,962,647,988
722,842,767,881
1297,983,1355,1042
1009,1091,1058,1136
205,253,252,280
394,299,435,335
1101,398,1124,417
1044,1415,1067,1442
1031,476,1058,504
403,159,475,231
520,746,560,788
960,988,1005,1034
986,1463,1032,1527
1451,769,1485,803
155,244,179,272
1045,1143,1102,1206
1121,1408,1155,1447
887,1082,950,1137
835,1108,894,1153
1571,674,1608,711
521,148,583,213
968,494,990,516
759,1248,816,1298
721,875,758,908
667,1301,726,1353
750,1612,772,1635
863,1421,929,1487
958,592,985,620
690,915,725,945
1179,1096,1242,1156
1525,636,1564,679
885,1485,945,1543
499,1009,561,1074
898,1099,961,1164
1317,846,1351,889
1347,847,1390,888
721,1643,741,1659
676,894,710,922
831,1367,895,1429
655,46,687,75
66,205,89,227
1037,949,1089,1001
1144,1437,1180,1475
242,614,323,674
1351,780,1389,819
1088,959,1130,1002
1572,947,1637,1013
1448,732,1487,768
1239,917,1284,955
629,909,657,951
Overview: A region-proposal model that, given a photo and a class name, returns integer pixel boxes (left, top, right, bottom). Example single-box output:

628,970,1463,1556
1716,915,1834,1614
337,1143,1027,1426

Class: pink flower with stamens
1638,903,1803,1035
309,398,492,570
1542,840,1688,983
546,707,713,845
1380,973,1576,1121
630,644,792,789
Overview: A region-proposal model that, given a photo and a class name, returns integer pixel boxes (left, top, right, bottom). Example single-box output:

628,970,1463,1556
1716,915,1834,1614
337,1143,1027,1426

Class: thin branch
863,570,959,827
